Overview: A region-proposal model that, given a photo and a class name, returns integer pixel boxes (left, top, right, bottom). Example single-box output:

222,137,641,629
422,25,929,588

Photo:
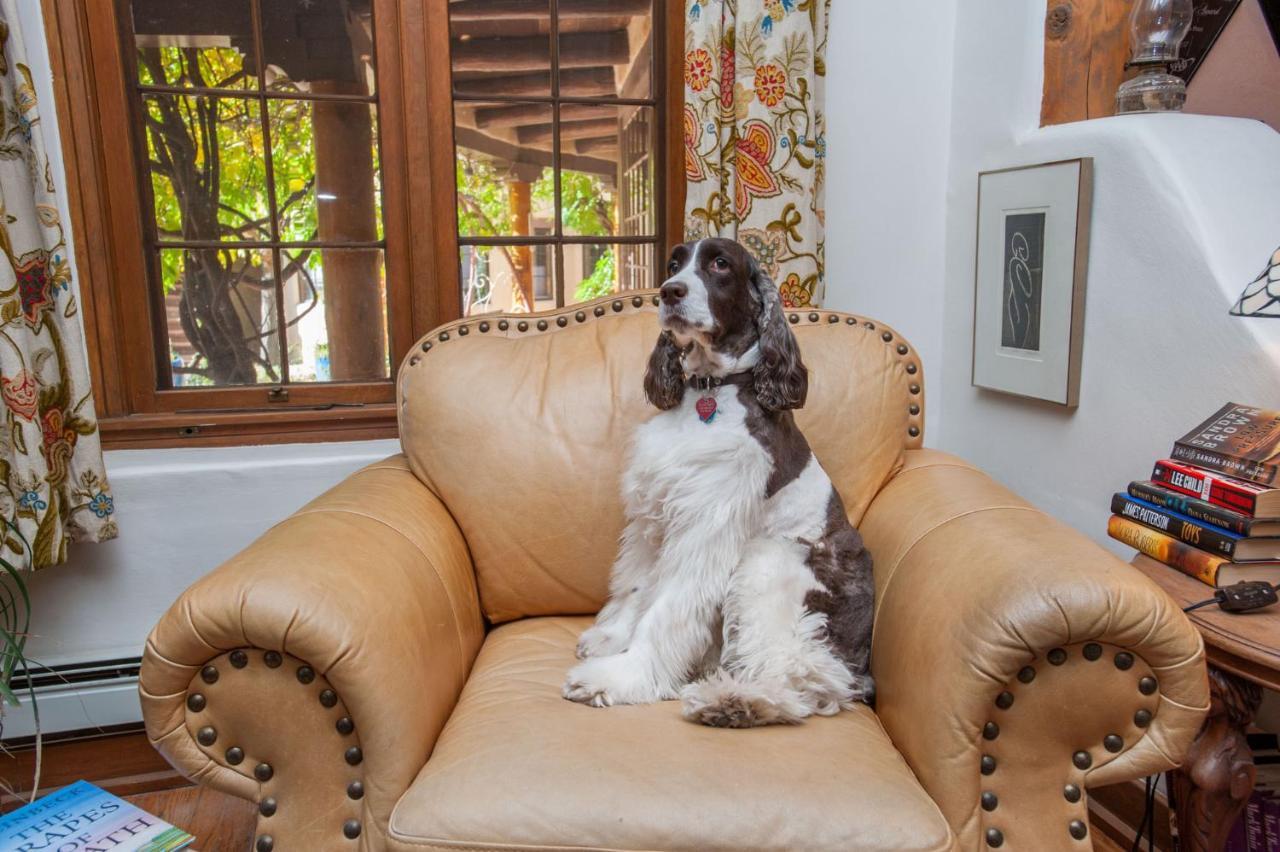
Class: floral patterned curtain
683,0,829,307
0,4,116,568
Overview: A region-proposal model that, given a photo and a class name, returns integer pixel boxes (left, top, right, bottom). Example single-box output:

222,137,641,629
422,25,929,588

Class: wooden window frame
43,0,684,449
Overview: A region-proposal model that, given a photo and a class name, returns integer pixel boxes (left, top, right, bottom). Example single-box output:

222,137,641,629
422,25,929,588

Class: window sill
99,404,399,450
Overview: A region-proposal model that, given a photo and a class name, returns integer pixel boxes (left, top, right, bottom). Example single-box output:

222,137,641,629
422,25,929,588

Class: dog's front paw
575,624,628,659
562,655,663,708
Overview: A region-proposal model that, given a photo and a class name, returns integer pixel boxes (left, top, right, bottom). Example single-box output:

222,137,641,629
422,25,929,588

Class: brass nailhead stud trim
297,666,315,684
255,762,274,782
909,404,921,416
1114,652,1134,670
438,331,449,342
187,693,206,712
897,344,908,354
319,689,338,708
981,791,998,811
196,726,216,746
612,300,623,312
983,721,999,740
651,295,659,305
909,383,920,395
594,306,605,317
846,317,857,325
1104,734,1123,753
986,828,1004,847
908,426,920,438
226,747,245,765
499,320,510,330
458,325,469,336
981,755,996,775
260,797,277,817
230,650,248,668
264,651,282,668
479,321,490,332
336,716,355,735
256,836,274,852
828,314,839,323
632,296,644,307
421,341,431,352
808,312,819,322
537,320,548,331
864,321,876,329
1018,666,1036,683
881,331,893,342
348,781,364,800
1083,642,1102,661
518,321,529,331
345,746,363,766
1064,783,1081,803
201,665,219,684
788,314,799,324
1139,676,1158,695
1072,750,1092,769
906,363,918,374
1134,709,1152,727
1069,819,1088,840
1048,648,1067,665
995,691,1014,710
556,316,568,327
409,355,420,366
344,819,362,839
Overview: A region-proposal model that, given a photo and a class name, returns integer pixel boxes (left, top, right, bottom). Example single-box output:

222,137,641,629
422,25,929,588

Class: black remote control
1216,581,1279,613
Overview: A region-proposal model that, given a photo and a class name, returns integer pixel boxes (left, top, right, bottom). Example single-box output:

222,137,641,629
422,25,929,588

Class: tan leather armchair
140,293,1209,851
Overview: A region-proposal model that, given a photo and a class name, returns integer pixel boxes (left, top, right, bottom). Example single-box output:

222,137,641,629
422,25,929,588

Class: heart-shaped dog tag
696,396,717,423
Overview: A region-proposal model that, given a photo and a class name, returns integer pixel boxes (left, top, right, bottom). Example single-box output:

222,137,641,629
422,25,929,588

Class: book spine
1111,494,1240,556
1263,797,1280,852
1107,515,1228,586
1153,459,1260,516
1173,442,1280,487
1128,480,1254,535
1247,796,1267,852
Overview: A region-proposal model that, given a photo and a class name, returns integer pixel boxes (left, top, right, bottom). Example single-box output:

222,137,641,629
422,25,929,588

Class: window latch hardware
267,387,289,403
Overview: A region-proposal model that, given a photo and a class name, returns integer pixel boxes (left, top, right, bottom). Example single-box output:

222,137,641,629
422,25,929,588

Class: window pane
559,105,655,237
449,0,552,97
259,0,377,96
143,94,270,243
132,0,258,90
281,248,389,381
160,247,280,387
558,0,653,98
269,100,382,243
461,243,558,316
454,102,554,239
565,243,656,304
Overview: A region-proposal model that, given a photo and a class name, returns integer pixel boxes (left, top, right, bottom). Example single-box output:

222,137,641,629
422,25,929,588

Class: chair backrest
397,292,925,624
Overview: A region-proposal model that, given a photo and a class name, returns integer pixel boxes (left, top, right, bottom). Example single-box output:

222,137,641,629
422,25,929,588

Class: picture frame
972,158,1093,408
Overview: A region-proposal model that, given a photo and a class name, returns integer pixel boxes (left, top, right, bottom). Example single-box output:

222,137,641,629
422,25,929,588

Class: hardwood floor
126,785,257,850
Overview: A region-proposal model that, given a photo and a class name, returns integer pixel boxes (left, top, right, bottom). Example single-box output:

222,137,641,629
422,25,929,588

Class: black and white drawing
1001,212,1045,351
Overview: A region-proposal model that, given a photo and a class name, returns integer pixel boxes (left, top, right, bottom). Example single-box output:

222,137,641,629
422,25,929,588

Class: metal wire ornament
1230,245,1280,318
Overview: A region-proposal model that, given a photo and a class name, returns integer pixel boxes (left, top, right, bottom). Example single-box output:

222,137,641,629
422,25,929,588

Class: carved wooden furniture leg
1171,666,1262,852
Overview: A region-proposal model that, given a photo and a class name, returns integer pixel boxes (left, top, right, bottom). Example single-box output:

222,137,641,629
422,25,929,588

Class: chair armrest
861,449,1209,851
139,454,483,850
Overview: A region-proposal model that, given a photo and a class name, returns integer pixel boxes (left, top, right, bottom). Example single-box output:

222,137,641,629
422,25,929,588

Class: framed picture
973,158,1093,407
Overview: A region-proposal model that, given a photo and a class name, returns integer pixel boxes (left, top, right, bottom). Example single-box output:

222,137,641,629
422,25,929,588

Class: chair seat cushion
390,617,956,852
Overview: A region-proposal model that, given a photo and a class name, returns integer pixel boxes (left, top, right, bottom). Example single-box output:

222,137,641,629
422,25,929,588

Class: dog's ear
644,330,685,410
750,260,808,411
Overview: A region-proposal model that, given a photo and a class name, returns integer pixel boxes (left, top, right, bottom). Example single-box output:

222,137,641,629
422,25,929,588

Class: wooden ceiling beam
473,102,614,128
448,0,649,21
454,126,616,178
451,30,629,72
573,136,618,156
516,116,617,145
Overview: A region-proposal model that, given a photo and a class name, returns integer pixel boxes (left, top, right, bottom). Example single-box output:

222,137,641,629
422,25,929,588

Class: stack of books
1107,402,1280,588
1223,733,1280,851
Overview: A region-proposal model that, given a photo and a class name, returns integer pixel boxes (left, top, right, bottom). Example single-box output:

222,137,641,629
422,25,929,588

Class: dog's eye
667,260,680,274
712,257,729,271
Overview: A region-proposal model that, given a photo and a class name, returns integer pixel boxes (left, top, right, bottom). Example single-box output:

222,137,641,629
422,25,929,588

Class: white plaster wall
823,1,958,440
936,2,1280,552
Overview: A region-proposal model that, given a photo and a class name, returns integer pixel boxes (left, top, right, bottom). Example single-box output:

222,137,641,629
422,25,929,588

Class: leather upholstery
397,297,921,623
138,294,1207,851
388,616,957,852
861,449,1210,850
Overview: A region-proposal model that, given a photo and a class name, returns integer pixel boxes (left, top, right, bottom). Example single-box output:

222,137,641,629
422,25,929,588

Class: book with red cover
1152,459,1280,518
1173,402,1280,486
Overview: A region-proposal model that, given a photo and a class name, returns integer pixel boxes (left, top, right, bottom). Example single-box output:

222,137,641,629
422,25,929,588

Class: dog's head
643,238,807,412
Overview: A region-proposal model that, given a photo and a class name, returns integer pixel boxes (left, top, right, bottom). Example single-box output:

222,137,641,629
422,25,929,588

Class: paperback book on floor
0,780,193,851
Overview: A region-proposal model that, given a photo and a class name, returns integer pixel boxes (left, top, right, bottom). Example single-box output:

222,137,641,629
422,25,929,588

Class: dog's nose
660,281,687,305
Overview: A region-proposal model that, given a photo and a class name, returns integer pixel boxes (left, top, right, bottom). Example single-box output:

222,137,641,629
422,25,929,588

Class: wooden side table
1131,554,1278,852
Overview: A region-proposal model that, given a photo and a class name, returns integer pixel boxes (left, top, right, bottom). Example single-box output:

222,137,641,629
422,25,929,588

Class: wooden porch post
508,178,534,309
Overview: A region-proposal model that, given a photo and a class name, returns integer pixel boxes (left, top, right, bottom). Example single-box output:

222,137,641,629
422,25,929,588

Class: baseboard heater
0,657,144,743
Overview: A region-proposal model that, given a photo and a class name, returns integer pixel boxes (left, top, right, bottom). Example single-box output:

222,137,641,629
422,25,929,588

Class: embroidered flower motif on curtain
0,4,116,568
683,0,829,307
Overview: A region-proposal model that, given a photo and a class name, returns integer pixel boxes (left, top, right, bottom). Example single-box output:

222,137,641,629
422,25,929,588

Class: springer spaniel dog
562,237,875,727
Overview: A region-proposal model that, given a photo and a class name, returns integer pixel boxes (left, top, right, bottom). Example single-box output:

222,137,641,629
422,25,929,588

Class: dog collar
684,371,754,392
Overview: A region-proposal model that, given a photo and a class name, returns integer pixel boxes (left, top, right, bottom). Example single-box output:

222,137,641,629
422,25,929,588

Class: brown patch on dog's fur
738,386,812,498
